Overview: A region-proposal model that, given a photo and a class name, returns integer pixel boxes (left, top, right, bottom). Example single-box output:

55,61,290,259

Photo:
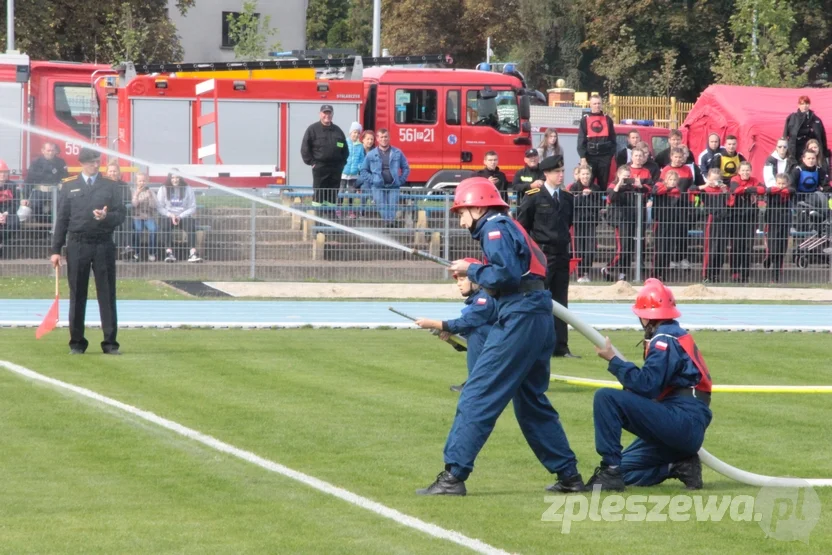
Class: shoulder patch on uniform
655,340,668,351
476,297,487,305
487,230,502,240
61,176,74,182
525,187,540,195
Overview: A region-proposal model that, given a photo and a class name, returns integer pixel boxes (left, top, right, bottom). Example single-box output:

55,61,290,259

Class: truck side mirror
519,95,531,120
521,121,531,133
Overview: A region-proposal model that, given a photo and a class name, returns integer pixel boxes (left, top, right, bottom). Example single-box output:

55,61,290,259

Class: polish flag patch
655,341,668,351
476,297,487,305
488,230,502,240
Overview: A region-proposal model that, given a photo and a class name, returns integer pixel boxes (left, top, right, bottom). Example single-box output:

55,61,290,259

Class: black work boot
546,473,587,493
668,455,703,490
416,470,467,496
586,464,626,492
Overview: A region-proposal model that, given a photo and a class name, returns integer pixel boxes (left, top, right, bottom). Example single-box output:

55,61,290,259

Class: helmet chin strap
637,319,662,359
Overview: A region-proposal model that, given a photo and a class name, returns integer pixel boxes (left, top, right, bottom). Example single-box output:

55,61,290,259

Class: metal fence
1,185,830,285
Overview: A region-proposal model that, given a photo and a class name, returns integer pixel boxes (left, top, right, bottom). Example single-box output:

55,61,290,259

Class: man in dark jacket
475,151,508,199
26,142,69,222
578,94,616,190
517,155,578,358
511,149,544,201
300,105,350,205
783,95,829,164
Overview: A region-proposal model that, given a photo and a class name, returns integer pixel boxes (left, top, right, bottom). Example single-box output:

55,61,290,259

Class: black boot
449,381,466,393
546,473,586,493
586,464,626,492
668,455,703,490
416,470,467,496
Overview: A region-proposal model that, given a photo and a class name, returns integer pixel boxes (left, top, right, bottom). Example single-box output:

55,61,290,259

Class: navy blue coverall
443,211,580,482
444,289,498,375
593,321,713,486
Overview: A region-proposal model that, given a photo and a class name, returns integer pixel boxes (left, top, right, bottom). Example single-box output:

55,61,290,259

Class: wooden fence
552,93,694,129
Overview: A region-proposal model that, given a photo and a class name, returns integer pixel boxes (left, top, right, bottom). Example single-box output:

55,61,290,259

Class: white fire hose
551,300,832,487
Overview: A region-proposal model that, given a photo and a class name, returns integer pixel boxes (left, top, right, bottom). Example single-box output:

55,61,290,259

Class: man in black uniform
50,148,125,355
517,155,579,358
300,104,350,205
511,148,544,201
578,94,616,190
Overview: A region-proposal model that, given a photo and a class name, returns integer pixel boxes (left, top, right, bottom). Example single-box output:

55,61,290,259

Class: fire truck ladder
194,78,223,165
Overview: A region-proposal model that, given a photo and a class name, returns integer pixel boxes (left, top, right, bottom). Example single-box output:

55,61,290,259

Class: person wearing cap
588,278,713,491
417,177,583,497
511,148,544,201
414,257,497,393
517,155,578,358
300,105,350,206
51,147,125,355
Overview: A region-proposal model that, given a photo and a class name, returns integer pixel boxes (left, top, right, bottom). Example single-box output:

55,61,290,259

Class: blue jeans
372,188,400,222
132,218,157,251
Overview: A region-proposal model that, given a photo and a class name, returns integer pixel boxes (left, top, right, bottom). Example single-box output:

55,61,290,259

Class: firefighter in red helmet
589,278,713,491
417,177,584,496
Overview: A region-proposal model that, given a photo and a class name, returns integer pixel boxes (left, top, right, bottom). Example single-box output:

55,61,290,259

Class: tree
345,0,373,55
712,0,812,87
306,0,350,50
590,25,642,96
98,3,183,64
226,0,281,61
0,0,194,64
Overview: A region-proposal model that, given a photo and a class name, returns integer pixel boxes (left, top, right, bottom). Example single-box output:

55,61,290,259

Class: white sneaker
669,261,679,269
188,248,202,263
148,254,157,262
577,275,591,283
164,249,176,263
679,259,691,270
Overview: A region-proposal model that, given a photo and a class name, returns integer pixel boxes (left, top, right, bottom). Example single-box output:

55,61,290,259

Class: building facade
168,0,308,62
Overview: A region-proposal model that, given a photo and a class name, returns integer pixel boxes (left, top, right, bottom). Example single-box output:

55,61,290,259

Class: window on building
54,84,95,139
394,89,438,125
222,11,260,48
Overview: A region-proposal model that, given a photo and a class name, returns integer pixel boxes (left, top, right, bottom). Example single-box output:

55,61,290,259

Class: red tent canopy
681,85,832,180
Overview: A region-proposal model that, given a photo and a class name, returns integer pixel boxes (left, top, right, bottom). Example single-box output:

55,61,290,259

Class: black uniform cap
78,147,101,163
539,155,565,172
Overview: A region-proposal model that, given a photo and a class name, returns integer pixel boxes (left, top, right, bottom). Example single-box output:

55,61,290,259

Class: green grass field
1,328,831,553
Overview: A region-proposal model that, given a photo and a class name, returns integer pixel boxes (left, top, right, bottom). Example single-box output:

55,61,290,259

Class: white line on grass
0,360,511,555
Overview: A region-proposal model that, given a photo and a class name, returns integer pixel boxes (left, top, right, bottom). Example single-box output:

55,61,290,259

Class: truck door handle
461,151,472,163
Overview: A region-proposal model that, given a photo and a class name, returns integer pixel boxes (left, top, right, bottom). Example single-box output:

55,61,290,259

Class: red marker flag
36,267,60,339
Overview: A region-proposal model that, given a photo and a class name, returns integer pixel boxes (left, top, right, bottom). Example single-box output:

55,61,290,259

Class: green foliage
712,0,811,87
306,0,350,50
226,0,281,61
98,3,183,64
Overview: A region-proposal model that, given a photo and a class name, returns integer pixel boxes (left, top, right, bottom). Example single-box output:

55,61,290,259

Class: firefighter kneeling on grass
589,278,713,491
417,177,584,496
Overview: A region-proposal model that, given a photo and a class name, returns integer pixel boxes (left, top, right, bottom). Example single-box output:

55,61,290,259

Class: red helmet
0,160,9,172
632,278,681,320
452,258,482,279
450,177,509,212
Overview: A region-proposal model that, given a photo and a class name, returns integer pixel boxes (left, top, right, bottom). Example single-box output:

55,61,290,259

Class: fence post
635,193,643,283
670,96,677,129
249,198,256,279
609,93,618,123
443,194,450,262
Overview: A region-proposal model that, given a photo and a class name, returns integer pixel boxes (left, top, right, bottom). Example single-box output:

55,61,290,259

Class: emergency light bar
123,54,452,75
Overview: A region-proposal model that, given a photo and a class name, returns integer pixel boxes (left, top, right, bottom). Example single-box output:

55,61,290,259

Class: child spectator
414,258,497,393
537,129,563,160
651,170,683,279
157,171,201,263
475,151,508,199
763,139,792,188
804,139,829,173
698,133,723,177
659,148,697,270
567,164,602,283
130,173,159,262
697,168,730,283
339,122,365,219
615,130,641,167
603,165,648,282
763,173,795,282
729,161,765,283
710,135,746,185
789,150,830,194
0,160,22,255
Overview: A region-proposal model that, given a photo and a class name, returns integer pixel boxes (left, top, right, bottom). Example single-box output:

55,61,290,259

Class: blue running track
1,300,830,331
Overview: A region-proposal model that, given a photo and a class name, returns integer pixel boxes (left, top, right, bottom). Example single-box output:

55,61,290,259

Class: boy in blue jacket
590,278,713,491
415,257,498,392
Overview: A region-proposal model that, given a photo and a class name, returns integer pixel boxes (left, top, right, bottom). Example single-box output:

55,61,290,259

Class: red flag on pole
36,267,60,339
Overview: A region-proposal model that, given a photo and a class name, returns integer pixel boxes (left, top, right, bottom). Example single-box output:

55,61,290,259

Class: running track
1,300,830,331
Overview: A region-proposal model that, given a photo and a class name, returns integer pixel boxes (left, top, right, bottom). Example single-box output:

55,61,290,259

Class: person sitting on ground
414,258,497,393
157,171,201,263
588,278,712,492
